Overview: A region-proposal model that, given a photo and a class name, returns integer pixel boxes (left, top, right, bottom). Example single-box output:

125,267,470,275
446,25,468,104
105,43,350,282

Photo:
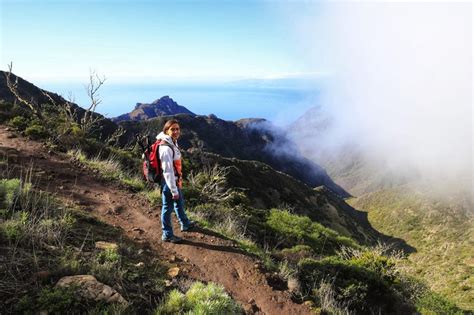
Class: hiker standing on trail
157,119,195,243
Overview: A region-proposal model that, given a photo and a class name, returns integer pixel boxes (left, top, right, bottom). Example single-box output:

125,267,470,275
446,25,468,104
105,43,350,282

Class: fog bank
285,2,472,198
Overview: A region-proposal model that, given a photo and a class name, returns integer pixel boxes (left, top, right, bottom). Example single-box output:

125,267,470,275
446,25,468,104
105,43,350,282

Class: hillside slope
348,186,474,309
290,106,474,309
0,126,312,314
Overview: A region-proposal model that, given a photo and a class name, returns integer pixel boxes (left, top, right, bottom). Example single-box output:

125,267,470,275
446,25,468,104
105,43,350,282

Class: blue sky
1,0,323,83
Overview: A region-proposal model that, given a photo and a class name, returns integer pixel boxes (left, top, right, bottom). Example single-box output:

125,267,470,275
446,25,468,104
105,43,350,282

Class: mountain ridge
112,95,196,122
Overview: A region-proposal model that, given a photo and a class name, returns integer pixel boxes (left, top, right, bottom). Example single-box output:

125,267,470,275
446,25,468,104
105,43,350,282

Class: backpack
137,135,174,183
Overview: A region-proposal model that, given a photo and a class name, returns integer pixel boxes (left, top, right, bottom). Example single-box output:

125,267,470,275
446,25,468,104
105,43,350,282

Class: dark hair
163,119,180,134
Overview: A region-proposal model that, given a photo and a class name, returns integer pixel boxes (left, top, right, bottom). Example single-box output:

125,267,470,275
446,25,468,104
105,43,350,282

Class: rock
110,205,123,214
243,302,261,314
169,255,177,262
243,303,253,314
132,227,144,234
95,241,118,251
56,275,128,305
167,267,180,278
44,244,59,252
304,300,314,307
134,262,145,268
287,277,300,293
183,257,189,263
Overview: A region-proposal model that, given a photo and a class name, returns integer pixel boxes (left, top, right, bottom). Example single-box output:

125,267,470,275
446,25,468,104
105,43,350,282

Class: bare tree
4,62,43,119
80,70,106,136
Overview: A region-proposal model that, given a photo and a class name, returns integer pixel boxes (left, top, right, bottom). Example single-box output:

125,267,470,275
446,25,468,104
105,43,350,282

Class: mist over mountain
112,96,195,122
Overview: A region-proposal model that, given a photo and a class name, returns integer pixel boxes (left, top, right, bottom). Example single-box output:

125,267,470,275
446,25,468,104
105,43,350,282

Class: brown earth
0,126,313,315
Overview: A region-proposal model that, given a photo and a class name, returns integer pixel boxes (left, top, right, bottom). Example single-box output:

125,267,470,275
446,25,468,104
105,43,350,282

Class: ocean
41,82,320,126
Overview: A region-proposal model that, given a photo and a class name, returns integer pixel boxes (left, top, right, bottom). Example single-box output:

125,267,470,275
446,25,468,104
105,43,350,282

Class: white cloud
289,2,472,196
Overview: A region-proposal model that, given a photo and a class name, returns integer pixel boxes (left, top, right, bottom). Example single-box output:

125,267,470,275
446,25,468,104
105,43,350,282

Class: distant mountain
112,96,195,122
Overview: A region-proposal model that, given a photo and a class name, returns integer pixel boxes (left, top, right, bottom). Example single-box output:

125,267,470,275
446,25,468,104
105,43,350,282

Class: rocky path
0,126,312,315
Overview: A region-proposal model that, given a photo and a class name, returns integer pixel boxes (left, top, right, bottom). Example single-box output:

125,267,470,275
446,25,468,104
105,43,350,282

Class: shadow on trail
180,239,248,256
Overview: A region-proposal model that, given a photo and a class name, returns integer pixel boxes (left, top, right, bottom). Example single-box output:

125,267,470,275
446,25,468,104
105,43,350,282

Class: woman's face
166,123,181,140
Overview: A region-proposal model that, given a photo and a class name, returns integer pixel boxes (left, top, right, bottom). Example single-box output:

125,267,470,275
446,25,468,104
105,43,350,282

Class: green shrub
298,256,405,313
1,219,24,241
180,185,202,207
59,248,83,273
24,124,48,140
266,209,358,254
0,178,21,210
15,286,95,314
156,282,242,315
0,101,14,122
9,116,29,131
143,189,162,207
416,291,464,315
121,176,145,192
97,248,121,264
276,245,315,264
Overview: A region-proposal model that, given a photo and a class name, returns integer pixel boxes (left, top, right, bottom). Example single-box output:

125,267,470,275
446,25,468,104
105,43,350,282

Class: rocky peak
114,96,195,122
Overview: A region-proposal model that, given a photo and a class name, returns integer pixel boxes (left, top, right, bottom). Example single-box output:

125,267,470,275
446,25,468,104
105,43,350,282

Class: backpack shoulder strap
158,141,175,159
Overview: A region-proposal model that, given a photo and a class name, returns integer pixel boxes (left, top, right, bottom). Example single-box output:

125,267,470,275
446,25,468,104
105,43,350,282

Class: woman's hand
172,193,180,200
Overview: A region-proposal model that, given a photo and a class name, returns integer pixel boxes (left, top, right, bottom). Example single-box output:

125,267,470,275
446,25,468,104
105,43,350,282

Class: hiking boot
181,221,196,232
162,236,183,244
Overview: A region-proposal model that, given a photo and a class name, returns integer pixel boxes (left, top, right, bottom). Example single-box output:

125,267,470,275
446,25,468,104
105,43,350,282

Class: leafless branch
4,62,43,119
80,69,106,135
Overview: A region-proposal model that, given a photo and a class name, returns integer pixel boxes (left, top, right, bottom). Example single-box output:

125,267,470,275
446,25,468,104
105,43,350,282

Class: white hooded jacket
156,131,182,195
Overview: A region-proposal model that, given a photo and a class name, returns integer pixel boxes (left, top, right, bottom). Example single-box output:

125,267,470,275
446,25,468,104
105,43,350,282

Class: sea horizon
41,80,321,126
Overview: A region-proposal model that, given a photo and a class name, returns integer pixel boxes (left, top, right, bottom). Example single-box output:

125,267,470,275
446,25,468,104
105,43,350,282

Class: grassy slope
348,186,474,309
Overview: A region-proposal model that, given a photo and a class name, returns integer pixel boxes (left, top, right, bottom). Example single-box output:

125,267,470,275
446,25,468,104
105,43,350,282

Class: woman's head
163,119,181,140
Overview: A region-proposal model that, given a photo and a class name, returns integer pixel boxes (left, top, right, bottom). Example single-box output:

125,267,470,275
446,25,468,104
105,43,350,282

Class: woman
157,119,195,243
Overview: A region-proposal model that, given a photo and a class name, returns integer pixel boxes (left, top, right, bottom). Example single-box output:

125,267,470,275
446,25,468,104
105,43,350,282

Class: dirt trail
0,127,312,315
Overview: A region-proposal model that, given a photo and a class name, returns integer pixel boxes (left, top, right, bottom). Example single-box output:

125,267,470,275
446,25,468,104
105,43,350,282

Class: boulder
56,275,127,305
95,241,119,250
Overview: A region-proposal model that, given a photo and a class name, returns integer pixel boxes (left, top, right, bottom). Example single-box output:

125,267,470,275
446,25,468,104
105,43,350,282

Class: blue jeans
161,181,191,239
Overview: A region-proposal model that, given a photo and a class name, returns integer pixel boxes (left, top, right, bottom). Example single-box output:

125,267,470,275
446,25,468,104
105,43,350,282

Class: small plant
0,178,22,210
8,115,29,131
187,165,236,204
2,219,24,240
143,189,162,206
155,281,242,315
416,291,464,315
121,176,145,191
24,123,48,140
15,286,83,313
97,248,121,264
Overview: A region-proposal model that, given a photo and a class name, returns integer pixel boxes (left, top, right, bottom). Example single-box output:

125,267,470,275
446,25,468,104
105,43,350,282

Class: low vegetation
156,281,242,314
349,187,473,310
0,171,242,314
